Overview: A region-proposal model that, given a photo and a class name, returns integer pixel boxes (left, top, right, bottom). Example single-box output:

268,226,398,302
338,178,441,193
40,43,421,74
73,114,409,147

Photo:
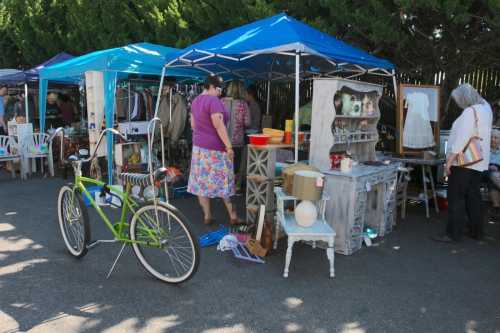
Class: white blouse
448,102,492,171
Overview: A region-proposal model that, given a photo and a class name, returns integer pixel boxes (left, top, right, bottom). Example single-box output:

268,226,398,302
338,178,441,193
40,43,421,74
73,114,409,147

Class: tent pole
169,86,172,122
24,83,29,123
168,81,172,162
266,80,271,115
294,52,300,163
153,67,166,120
392,69,398,102
152,66,166,171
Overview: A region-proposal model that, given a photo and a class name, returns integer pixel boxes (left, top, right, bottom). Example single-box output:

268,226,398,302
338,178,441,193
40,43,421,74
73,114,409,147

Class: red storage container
249,134,270,146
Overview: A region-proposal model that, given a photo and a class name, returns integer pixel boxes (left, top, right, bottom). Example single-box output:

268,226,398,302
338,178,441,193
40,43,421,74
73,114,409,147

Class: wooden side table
274,187,336,278
389,157,444,218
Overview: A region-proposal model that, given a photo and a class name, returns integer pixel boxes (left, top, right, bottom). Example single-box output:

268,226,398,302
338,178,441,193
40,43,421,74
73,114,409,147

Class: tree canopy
1,0,499,98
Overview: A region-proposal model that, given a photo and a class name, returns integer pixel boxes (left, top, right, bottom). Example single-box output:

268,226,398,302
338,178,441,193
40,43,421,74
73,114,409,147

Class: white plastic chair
0,135,25,179
21,133,54,178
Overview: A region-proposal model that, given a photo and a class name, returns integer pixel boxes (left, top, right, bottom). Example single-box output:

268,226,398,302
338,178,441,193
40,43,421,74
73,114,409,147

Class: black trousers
447,166,483,240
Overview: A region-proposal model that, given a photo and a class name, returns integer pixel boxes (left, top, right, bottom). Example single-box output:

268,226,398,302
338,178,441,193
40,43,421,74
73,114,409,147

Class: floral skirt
188,146,235,199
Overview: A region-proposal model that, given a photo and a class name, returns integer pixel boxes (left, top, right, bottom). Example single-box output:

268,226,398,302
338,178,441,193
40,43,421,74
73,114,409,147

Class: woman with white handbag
433,84,492,242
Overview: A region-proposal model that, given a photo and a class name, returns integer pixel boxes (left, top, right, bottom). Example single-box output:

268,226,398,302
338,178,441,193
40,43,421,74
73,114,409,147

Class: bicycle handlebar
51,127,128,165
84,128,128,163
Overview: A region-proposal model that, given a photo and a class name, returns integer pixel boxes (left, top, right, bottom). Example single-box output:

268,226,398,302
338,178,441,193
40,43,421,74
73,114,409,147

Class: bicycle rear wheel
130,203,199,284
57,185,91,258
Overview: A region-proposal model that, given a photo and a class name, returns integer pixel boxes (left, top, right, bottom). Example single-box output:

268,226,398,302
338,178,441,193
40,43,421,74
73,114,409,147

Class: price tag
316,177,324,187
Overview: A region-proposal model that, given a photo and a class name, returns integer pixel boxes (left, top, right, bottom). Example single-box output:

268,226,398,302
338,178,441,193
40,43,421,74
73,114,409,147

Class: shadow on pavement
1,175,500,332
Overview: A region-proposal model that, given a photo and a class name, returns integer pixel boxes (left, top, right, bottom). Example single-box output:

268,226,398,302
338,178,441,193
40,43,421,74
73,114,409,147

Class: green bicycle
55,128,199,284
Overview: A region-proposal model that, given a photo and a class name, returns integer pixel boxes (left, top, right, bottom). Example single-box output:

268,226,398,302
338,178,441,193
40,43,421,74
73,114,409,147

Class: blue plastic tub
82,186,101,206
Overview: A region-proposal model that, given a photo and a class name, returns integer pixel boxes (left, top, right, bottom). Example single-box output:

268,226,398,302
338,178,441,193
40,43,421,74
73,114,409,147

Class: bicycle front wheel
57,185,90,258
130,203,199,284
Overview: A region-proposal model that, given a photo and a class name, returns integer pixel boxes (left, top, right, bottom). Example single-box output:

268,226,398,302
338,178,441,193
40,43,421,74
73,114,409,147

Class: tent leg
294,52,300,163
392,69,398,102
266,80,271,115
150,66,167,172
168,87,172,162
24,83,29,123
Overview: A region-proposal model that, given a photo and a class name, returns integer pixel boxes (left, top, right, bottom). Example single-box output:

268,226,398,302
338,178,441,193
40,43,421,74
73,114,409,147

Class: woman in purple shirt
187,76,240,225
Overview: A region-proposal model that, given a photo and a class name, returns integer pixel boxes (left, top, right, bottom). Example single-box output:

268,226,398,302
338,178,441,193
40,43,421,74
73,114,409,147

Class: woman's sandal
230,217,246,226
203,218,216,225
230,223,253,233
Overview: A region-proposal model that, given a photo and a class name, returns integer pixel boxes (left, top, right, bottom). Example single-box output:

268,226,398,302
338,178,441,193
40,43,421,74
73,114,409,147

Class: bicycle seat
119,167,168,187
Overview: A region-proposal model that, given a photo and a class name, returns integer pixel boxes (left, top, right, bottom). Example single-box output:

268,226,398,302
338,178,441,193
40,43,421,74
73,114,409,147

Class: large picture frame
397,84,440,155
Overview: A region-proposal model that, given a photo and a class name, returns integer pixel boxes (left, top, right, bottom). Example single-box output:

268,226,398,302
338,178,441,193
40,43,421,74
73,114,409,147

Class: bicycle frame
53,122,170,248
72,174,161,246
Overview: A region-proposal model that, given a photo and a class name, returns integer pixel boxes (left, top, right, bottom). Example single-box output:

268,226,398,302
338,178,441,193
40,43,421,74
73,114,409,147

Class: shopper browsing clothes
222,80,250,192
187,75,241,225
245,85,262,133
433,84,492,242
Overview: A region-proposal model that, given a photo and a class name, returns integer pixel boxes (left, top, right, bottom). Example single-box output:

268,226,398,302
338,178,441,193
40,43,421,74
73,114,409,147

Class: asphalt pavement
1,173,499,333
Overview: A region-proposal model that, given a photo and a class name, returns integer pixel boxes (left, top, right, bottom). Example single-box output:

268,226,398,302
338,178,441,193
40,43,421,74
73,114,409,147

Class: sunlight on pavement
0,258,48,276
0,223,15,232
78,303,113,314
0,310,19,333
102,318,139,333
285,322,303,332
11,303,34,309
283,297,303,309
465,320,478,333
30,315,100,333
203,324,252,333
0,237,43,252
99,316,181,333
339,322,367,333
139,316,182,332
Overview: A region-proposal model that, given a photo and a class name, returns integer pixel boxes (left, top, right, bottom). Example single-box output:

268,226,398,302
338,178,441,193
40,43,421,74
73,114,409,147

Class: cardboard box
282,163,319,195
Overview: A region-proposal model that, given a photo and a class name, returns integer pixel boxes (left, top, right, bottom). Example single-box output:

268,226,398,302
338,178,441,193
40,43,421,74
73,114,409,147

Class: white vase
294,200,318,227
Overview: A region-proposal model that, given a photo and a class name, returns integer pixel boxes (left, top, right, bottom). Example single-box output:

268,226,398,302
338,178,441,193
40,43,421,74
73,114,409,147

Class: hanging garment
403,92,435,148
115,88,129,120
157,92,188,143
130,92,146,121
130,92,140,120
144,90,153,119
141,90,153,120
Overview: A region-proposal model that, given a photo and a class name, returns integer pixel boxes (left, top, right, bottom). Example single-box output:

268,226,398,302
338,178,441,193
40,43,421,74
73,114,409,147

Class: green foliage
0,0,498,91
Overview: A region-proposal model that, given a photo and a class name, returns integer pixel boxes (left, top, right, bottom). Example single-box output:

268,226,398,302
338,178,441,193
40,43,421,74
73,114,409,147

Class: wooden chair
21,133,54,178
0,135,24,179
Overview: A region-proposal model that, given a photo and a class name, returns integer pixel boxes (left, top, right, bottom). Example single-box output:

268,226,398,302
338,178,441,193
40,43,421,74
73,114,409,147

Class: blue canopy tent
0,69,22,77
39,42,205,183
0,52,74,85
0,53,75,123
163,13,396,161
